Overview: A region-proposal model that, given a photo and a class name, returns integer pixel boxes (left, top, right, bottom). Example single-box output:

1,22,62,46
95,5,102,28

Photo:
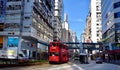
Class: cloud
75,18,84,23
69,18,84,23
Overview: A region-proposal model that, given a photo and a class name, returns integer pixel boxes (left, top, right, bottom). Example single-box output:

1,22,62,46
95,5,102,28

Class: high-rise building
102,0,120,43
53,0,64,41
83,0,102,59
84,0,102,43
61,13,69,42
0,0,54,59
84,10,91,43
101,0,120,62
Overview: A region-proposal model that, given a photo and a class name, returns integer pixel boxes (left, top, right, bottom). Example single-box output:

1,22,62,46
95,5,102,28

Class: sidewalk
0,61,49,68
105,60,120,65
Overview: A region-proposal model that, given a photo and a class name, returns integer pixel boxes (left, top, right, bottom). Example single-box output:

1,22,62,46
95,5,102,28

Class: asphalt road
0,61,120,70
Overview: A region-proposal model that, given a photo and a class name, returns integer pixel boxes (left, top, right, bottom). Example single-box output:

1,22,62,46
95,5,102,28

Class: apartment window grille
7,5,21,10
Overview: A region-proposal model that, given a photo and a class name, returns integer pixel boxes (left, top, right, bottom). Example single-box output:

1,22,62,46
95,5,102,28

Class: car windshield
96,57,101,60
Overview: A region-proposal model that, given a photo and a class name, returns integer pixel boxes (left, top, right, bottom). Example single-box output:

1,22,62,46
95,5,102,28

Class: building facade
53,0,64,41
0,0,54,59
102,0,120,43
83,0,102,59
101,0,120,62
84,11,91,43
89,0,102,43
61,13,69,42
84,0,102,43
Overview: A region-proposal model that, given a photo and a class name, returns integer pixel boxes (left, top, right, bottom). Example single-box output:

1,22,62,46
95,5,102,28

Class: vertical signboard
0,36,3,48
8,37,19,47
0,0,6,23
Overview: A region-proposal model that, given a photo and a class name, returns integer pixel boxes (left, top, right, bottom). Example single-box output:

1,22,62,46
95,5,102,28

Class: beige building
84,11,92,43
84,0,102,43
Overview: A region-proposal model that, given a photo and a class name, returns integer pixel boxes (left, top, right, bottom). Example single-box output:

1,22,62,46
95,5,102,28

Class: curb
0,62,49,68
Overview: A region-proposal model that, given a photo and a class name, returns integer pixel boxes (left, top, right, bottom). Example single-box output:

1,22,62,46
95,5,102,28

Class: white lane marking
47,64,83,70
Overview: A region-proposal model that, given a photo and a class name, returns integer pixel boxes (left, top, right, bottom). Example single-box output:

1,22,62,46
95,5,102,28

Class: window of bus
50,52,59,56
51,43,57,47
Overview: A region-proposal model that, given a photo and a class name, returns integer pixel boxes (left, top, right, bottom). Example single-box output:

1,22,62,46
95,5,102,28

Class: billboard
0,0,6,23
8,37,19,47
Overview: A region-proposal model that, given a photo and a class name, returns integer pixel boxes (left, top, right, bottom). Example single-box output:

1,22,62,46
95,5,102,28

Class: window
4,23,19,29
7,5,21,10
97,23,99,26
27,0,29,2
0,1,4,15
97,34,99,37
114,12,120,18
115,23,120,28
0,23,4,31
50,52,59,56
24,16,30,19
114,2,120,8
111,43,120,50
105,46,109,50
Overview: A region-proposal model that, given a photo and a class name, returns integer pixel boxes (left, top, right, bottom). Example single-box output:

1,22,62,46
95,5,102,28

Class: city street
0,61,120,70
0,0,120,69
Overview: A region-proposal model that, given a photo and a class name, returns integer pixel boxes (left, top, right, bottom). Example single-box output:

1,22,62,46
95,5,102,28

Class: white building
82,0,102,59
61,13,69,42
90,0,102,43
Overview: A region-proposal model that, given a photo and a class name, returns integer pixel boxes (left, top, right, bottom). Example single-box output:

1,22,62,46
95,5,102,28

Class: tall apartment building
102,0,120,43
53,0,64,41
84,0,102,43
61,13,69,42
0,0,54,59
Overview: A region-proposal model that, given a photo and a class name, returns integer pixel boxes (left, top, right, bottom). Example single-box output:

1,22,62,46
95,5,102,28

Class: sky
63,0,90,40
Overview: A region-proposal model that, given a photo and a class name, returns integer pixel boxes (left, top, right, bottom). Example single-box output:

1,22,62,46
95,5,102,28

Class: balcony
33,3,48,22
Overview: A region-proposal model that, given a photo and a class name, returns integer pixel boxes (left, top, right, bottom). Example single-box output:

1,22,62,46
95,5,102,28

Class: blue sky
63,0,90,40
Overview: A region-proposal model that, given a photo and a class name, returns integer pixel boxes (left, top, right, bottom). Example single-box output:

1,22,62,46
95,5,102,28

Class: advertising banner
0,0,6,23
8,37,19,47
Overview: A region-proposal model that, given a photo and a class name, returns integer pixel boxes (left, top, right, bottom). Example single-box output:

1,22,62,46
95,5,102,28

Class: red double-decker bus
48,42,68,64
